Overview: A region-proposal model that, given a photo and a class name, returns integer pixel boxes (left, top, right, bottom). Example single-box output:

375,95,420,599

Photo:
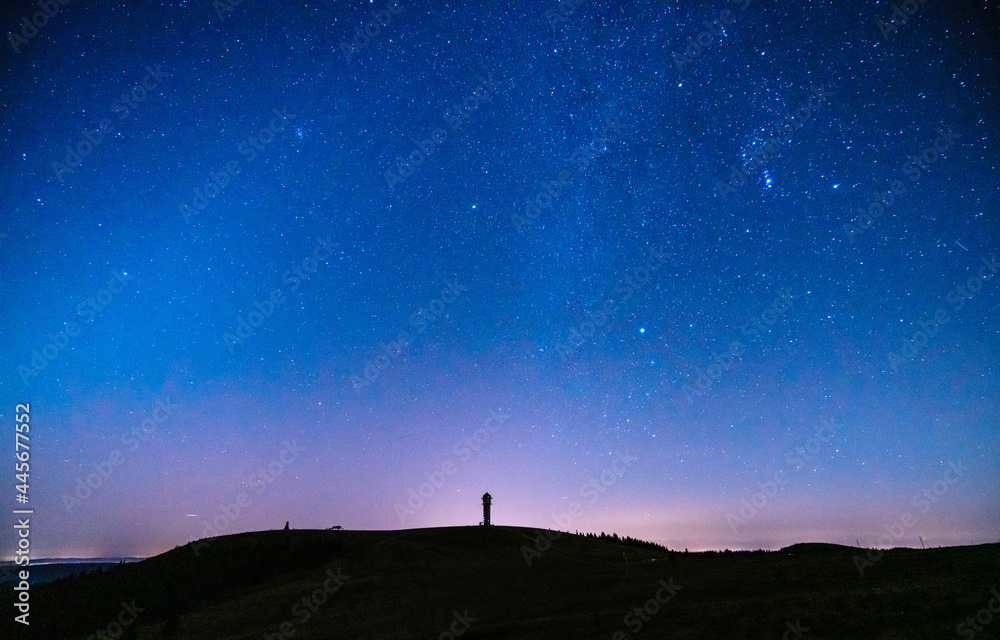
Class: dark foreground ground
2,526,998,639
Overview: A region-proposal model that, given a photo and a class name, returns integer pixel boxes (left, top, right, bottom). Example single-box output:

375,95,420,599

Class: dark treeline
581,531,775,556
585,531,672,554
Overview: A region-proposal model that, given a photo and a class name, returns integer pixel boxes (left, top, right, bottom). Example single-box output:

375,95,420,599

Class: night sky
2,0,998,559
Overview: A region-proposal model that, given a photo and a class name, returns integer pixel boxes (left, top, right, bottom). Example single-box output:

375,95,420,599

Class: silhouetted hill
2,527,998,639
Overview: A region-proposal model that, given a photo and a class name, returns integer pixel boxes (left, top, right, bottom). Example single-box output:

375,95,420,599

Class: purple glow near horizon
1,0,998,561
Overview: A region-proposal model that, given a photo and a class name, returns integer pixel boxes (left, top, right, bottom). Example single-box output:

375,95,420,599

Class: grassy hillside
2,527,998,639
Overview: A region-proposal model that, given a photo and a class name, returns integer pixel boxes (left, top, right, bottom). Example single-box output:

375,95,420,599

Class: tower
482,492,491,526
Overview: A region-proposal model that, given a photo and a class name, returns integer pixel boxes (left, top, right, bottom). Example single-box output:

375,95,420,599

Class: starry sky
1,0,998,559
